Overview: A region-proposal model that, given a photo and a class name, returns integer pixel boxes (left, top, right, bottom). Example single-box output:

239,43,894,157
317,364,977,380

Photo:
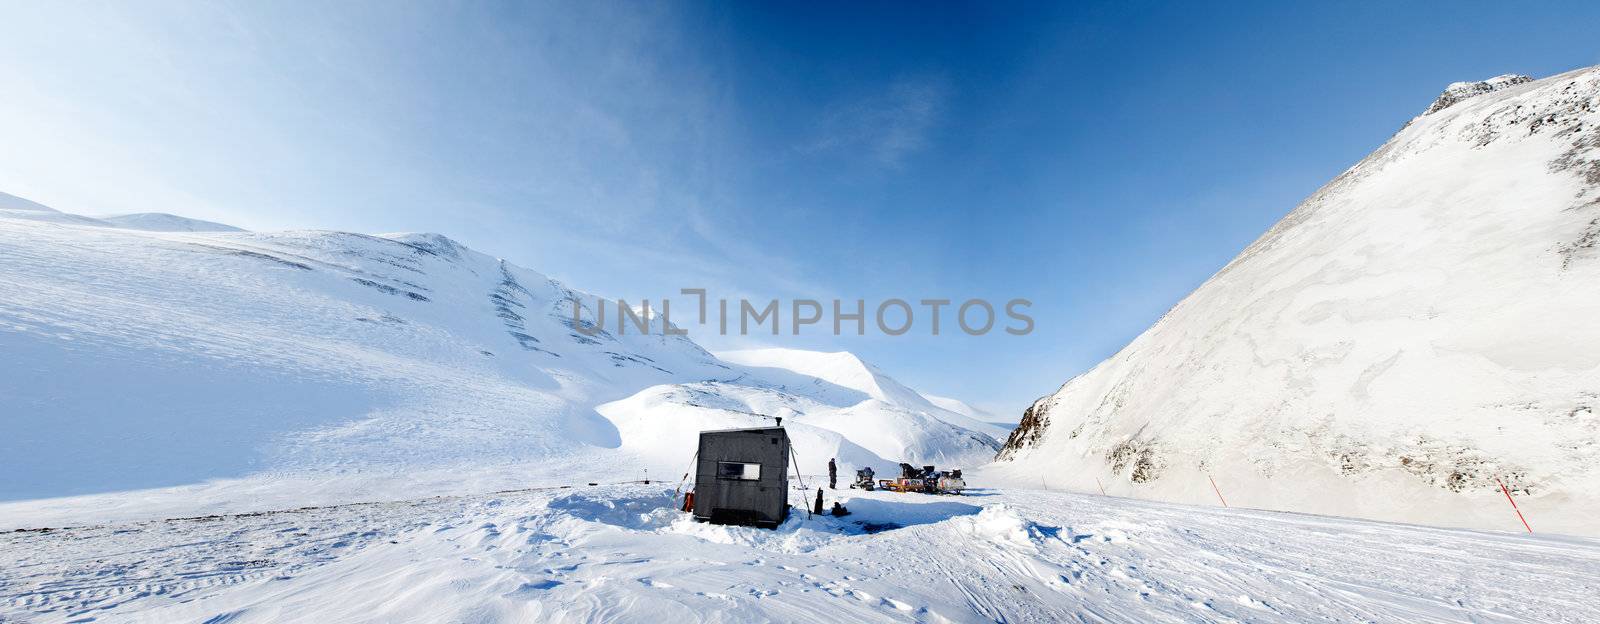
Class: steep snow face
0,203,997,514
993,67,1600,536
99,212,245,232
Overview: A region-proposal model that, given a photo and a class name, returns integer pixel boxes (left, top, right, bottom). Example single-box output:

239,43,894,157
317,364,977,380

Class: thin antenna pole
672,451,698,509
789,446,810,518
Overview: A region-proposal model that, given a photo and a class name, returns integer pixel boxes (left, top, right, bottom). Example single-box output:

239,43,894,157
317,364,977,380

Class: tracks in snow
4,485,1600,623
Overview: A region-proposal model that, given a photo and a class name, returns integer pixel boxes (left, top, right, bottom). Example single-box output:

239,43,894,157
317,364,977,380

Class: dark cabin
693,426,790,527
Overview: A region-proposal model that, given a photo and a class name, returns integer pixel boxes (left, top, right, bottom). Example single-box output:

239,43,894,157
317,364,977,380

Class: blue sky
3,1,1599,417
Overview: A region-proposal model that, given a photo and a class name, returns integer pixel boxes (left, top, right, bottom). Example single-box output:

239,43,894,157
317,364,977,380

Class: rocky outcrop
1421,73,1532,115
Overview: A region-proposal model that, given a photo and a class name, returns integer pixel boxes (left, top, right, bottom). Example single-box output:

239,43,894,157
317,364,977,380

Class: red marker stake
1496,477,1533,534
1209,475,1229,508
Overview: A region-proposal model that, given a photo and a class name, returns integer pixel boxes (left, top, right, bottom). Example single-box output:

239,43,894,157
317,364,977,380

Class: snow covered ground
4,478,1597,623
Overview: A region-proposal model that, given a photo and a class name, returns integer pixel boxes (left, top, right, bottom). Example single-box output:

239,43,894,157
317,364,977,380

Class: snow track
4,484,1596,623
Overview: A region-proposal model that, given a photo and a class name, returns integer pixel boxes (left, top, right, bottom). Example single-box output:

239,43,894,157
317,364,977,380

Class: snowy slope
719,348,1013,440
719,348,943,410
4,482,1598,623
0,190,110,226
924,394,1016,432
1,192,242,232
0,191,55,212
599,349,1002,475
0,199,996,519
98,212,245,232
0,211,724,502
993,67,1600,536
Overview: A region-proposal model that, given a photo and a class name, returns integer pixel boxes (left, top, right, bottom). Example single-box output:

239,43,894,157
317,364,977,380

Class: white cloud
801,75,950,168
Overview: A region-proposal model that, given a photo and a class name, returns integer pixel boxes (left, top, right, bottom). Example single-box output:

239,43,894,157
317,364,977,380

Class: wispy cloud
800,74,950,168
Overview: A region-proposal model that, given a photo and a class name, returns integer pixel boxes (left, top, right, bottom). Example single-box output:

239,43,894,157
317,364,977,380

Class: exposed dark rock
1423,74,1533,116
351,277,430,301
996,401,1050,460
1106,440,1163,483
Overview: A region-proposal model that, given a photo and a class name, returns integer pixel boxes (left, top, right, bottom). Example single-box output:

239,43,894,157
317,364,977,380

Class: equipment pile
853,463,965,494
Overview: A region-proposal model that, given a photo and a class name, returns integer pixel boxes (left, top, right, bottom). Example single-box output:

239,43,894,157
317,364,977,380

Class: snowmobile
850,467,876,491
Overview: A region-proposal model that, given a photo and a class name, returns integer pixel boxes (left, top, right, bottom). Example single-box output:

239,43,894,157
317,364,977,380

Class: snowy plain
4,482,1598,623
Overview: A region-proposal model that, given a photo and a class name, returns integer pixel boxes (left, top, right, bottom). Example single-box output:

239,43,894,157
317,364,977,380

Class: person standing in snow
828,458,837,489
813,488,824,515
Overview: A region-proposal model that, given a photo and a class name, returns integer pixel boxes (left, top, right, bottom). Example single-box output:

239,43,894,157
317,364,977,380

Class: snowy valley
7,65,1600,623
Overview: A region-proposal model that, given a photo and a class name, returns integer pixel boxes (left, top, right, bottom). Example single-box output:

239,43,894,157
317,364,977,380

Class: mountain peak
1422,73,1533,116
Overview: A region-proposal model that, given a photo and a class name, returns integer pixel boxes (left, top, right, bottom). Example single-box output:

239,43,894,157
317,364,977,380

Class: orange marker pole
1208,475,1228,508
1496,477,1533,534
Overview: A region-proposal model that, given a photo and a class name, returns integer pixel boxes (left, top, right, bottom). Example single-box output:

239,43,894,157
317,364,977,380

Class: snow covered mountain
0,197,995,523
718,348,1013,440
0,190,55,213
0,190,110,227
992,66,1600,536
0,193,243,232
924,394,1014,432
598,348,1001,474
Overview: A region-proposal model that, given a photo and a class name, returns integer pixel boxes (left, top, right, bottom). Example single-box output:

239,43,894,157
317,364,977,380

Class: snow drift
993,66,1600,536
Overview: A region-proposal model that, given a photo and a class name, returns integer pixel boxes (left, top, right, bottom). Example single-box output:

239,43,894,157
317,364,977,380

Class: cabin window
717,461,761,481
